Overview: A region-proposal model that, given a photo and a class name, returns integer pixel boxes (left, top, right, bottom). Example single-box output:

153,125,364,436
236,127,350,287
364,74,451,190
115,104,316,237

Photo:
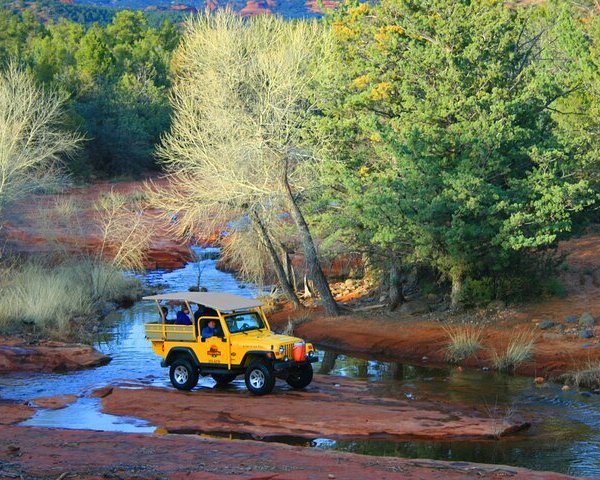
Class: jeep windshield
225,312,265,333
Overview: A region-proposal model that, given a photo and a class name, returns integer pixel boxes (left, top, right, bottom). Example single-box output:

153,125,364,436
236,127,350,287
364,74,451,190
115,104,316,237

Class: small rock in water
579,312,596,327
562,385,571,391
328,475,336,479
534,377,545,384
538,320,555,330
421,356,428,361
579,329,595,339
482,367,490,371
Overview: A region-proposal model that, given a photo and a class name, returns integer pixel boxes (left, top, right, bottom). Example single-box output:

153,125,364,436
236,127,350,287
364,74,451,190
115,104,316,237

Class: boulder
579,329,594,339
579,312,596,327
565,314,578,323
538,320,555,330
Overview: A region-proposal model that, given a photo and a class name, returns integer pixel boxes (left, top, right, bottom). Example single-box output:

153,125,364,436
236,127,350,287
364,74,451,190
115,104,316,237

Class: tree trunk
250,209,302,309
450,271,463,309
281,170,339,316
388,262,405,311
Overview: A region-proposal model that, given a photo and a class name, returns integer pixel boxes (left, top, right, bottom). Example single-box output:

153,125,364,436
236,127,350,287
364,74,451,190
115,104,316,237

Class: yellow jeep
143,292,317,395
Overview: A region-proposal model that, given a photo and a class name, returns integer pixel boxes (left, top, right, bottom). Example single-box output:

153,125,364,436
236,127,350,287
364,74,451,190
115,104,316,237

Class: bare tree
0,65,82,219
151,11,338,314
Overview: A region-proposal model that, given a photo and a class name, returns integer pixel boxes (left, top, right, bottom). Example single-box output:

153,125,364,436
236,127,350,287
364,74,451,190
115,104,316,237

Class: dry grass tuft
443,324,483,363
561,361,600,389
491,329,537,372
0,260,141,340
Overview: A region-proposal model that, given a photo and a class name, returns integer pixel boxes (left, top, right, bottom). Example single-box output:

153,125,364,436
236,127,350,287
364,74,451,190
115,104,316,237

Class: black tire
286,363,313,389
212,373,237,386
169,358,199,391
245,361,275,395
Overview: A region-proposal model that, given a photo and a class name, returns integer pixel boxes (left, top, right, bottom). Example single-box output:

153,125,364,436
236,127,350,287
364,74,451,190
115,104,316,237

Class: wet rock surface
100,376,529,440
0,337,110,373
0,425,577,480
0,401,35,425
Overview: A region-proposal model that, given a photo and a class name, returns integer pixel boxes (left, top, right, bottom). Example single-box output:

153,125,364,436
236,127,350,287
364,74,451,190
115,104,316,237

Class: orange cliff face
239,0,273,15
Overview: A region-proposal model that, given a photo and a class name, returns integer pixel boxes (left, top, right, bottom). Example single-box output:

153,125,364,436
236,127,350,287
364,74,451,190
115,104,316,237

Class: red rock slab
0,425,577,480
0,337,110,373
31,395,78,410
0,401,35,425
101,376,529,441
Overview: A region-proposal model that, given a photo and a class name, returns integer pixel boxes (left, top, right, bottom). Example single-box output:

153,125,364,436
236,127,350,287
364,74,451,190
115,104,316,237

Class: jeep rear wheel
169,359,199,391
212,373,237,386
245,362,275,395
286,363,313,389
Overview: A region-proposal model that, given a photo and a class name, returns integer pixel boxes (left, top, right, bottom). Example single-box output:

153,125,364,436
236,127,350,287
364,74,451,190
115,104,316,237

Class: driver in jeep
202,319,218,338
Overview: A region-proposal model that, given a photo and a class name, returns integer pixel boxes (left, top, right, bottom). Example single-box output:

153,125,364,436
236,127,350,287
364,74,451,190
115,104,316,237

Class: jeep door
197,316,231,367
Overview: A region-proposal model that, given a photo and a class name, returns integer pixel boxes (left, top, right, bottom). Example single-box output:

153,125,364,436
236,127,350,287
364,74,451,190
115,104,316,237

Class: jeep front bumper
272,355,318,373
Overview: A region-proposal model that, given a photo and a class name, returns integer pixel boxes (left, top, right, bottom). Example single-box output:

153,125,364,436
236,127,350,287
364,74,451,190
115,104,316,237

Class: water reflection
1,247,599,477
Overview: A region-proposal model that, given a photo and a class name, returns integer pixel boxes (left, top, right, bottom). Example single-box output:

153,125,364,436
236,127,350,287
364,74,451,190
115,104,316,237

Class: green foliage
314,0,598,304
460,278,494,307
0,7,179,176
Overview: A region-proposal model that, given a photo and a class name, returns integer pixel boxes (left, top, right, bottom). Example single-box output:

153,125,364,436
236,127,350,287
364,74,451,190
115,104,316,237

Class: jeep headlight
279,345,285,354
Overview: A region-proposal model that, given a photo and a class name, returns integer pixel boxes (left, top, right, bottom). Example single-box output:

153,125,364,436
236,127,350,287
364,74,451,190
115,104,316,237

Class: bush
443,325,483,363
0,259,141,340
541,277,567,298
459,277,494,307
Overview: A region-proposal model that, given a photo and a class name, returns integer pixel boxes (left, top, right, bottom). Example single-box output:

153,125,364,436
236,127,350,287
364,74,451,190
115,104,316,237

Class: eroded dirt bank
0,180,194,270
270,309,600,379
100,376,529,440
0,337,110,373
0,424,577,480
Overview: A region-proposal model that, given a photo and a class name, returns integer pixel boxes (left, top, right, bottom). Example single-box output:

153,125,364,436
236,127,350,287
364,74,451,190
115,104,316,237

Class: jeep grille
283,342,294,359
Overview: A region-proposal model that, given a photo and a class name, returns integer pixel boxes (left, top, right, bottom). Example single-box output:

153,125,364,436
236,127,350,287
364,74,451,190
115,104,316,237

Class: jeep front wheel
169,359,199,391
245,362,275,395
286,363,313,389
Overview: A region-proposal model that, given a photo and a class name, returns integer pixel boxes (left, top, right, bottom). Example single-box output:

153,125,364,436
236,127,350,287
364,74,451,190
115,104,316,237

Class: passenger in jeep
175,307,191,325
202,319,218,338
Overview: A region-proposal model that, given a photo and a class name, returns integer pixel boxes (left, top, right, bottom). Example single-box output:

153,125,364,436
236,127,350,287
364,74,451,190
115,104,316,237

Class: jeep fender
163,347,200,368
241,351,273,367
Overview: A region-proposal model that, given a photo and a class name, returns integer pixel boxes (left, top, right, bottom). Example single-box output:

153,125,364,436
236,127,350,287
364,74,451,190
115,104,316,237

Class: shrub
443,325,483,363
459,277,494,307
491,330,536,372
541,277,567,298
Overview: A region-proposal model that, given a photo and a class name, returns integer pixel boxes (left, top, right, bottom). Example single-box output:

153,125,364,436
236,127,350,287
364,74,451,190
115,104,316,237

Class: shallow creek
0,247,599,477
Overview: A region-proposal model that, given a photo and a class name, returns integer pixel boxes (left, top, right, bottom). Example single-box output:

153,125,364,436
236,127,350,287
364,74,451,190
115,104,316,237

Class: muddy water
0,247,599,477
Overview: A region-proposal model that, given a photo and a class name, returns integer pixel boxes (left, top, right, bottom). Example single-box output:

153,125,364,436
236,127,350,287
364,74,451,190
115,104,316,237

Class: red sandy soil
100,376,529,440
0,180,194,270
0,424,577,480
0,336,110,373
